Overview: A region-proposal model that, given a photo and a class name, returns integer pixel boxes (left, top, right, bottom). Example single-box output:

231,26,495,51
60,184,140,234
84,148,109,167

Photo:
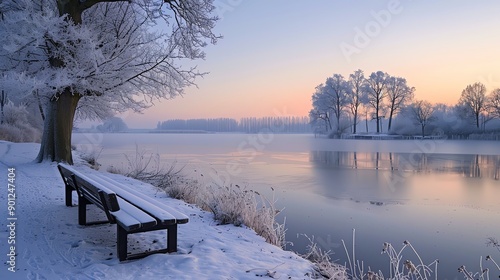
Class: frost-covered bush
389,116,419,136
468,133,500,140
0,103,41,142
198,184,286,247
96,117,128,133
0,124,24,142
300,235,348,279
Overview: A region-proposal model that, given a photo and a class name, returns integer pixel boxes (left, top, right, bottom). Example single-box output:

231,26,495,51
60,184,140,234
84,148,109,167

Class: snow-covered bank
0,141,316,279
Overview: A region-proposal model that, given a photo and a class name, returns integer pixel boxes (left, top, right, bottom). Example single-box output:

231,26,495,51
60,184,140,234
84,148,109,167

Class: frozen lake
73,133,500,278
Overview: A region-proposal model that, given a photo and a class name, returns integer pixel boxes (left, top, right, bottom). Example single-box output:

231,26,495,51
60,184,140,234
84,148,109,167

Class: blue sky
114,0,500,128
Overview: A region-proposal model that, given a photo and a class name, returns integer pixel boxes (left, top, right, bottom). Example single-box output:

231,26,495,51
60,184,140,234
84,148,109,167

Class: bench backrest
72,174,120,212
58,163,120,224
57,163,81,196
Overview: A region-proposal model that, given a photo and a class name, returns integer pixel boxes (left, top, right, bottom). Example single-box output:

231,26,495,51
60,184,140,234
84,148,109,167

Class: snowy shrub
389,117,419,136
78,148,102,170
468,133,500,140
377,240,439,280
299,230,443,280
300,235,348,279
96,117,128,133
3,102,29,125
327,131,340,139
198,184,286,247
0,103,41,142
0,124,24,142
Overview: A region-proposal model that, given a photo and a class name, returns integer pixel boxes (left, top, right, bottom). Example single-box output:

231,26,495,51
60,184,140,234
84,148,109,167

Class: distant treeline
156,116,312,133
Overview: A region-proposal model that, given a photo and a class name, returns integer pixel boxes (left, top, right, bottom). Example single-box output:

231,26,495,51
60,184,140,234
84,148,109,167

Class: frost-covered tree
324,74,349,132
366,71,390,133
0,0,219,164
385,76,414,131
488,88,500,119
309,84,332,132
309,74,350,134
309,108,329,134
459,82,487,128
347,69,367,134
408,100,435,137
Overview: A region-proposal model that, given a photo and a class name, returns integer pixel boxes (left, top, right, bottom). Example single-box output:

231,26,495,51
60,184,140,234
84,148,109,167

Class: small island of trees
309,70,500,139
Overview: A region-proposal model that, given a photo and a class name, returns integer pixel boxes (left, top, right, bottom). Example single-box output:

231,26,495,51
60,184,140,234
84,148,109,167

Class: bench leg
167,224,178,253
117,226,128,261
65,185,73,207
78,196,87,225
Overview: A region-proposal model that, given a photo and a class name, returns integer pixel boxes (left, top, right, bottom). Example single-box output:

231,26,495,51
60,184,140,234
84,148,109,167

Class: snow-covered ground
0,141,316,279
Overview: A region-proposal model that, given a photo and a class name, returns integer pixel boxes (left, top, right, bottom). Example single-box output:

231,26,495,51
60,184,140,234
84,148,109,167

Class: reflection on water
310,151,500,180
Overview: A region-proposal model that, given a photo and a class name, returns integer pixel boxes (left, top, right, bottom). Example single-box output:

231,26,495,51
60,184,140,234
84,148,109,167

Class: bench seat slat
93,175,189,224
89,175,182,225
115,197,157,229
110,210,142,231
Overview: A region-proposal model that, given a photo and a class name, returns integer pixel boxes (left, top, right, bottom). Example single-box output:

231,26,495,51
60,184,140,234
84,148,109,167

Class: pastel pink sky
115,1,500,128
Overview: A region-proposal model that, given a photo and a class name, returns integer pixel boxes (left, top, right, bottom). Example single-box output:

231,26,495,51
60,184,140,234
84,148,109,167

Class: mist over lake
73,133,500,279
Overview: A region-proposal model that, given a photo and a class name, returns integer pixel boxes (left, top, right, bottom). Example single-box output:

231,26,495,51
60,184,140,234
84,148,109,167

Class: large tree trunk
35,1,85,164
36,89,80,164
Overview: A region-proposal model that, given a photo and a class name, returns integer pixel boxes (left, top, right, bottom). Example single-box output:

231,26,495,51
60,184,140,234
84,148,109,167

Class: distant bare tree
459,82,487,128
386,76,414,131
488,88,500,118
366,71,389,133
347,69,366,134
310,85,332,132
324,74,349,133
409,100,435,137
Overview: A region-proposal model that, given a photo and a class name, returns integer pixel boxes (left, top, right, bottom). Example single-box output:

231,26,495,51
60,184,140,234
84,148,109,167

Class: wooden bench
57,163,189,261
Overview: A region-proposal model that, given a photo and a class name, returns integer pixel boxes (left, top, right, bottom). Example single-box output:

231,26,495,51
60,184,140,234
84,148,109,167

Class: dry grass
300,235,348,279
79,148,102,170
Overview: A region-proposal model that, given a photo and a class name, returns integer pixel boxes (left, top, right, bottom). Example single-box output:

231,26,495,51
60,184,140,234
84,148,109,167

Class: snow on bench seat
89,174,189,225
113,196,157,231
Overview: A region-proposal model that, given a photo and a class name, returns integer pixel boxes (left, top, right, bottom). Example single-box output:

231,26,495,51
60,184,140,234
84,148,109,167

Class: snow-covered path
0,141,316,279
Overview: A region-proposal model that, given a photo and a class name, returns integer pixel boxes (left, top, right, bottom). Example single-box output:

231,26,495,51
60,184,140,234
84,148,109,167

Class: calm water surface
73,133,500,279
